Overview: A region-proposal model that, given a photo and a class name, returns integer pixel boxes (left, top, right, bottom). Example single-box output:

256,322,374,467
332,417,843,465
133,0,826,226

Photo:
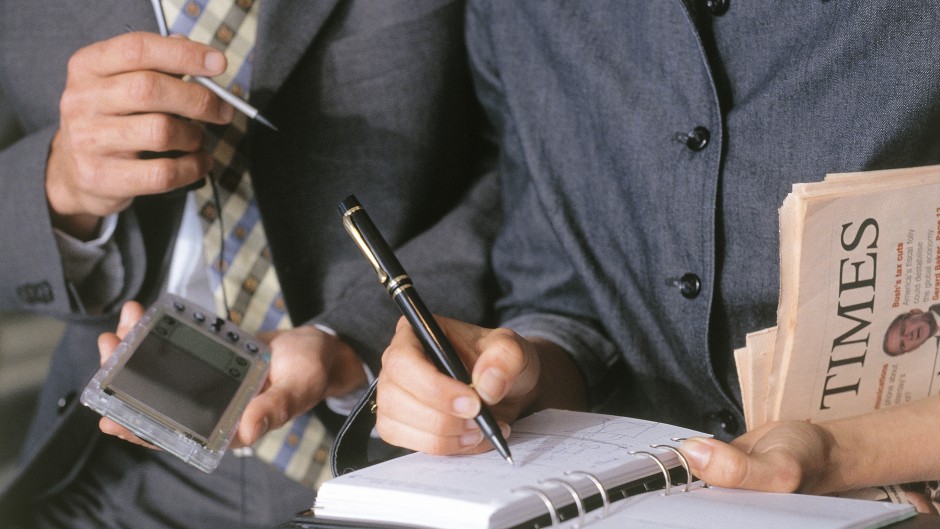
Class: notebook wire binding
507,445,696,528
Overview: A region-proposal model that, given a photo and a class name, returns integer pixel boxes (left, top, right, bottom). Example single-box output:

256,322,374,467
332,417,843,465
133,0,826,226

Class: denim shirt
467,0,940,439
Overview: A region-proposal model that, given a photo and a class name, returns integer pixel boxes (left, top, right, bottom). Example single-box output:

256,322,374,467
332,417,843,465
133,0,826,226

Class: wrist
526,337,588,414
323,331,368,398
49,208,102,241
809,420,857,495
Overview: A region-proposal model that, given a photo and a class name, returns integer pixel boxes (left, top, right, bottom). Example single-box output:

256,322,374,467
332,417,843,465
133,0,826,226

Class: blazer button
705,0,729,16
678,273,701,299
685,126,710,151
57,391,76,415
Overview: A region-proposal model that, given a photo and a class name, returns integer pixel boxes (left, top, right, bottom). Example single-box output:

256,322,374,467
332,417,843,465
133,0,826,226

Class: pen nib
506,456,515,466
256,113,278,131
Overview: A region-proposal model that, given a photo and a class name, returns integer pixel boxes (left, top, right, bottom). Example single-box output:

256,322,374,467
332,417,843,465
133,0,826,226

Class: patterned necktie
162,0,332,489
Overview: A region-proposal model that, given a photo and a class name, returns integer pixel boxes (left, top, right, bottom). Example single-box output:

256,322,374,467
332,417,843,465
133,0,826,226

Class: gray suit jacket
467,1,940,439
0,0,497,522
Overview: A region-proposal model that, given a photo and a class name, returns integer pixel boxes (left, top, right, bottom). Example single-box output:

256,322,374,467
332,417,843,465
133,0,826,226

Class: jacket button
685,126,710,151
678,273,701,299
716,409,739,435
706,409,740,437
57,391,76,415
705,0,729,16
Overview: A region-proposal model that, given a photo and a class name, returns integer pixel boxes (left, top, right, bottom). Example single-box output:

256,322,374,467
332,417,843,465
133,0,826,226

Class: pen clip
342,207,389,284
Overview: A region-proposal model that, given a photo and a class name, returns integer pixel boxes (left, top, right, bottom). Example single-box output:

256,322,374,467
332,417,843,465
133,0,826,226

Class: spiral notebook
284,409,915,529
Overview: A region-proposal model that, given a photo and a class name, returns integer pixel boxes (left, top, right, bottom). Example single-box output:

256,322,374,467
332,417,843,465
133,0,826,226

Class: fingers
64,33,234,124
236,386,284,448
96,301,156,449
471,328,535,405
235,326,361,447
53,146,212,210
116,301,145,338
64,71,235,125
679,436,804,493
97,332,121,366
70,111,209,155
904,492,940,515
47,32,235,236
70,32,226,80
97,301,146,366
376,317,528,456
99,417,159,450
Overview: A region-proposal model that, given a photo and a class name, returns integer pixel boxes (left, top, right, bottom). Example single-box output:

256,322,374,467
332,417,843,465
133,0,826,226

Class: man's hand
96,301,155,448
374,316,587,456
96,301,369,449
236,325,368,447
47,32,236,240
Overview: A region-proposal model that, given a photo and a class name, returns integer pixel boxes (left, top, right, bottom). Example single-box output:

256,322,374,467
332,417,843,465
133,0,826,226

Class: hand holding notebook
297,409,915,529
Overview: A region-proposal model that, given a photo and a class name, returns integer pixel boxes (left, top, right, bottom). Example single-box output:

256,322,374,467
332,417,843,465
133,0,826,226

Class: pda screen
106,313,249,441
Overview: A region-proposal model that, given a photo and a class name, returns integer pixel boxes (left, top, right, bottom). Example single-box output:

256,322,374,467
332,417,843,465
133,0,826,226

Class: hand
96,301,157,448
235,325,368,447
97,302,369,449
375,316,586,456
681,420,940,515
678,421,833,495
47,32,236,240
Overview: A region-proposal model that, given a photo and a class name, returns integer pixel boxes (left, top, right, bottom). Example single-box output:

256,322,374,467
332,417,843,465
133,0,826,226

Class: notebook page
314,409,704,529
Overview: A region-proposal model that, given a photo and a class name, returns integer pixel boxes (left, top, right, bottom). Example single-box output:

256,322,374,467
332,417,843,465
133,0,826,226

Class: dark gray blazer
0,0,497,523
467,1,940,439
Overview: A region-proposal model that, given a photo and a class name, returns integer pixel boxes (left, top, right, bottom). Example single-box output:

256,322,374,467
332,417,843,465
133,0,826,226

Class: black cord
208,172,233,321
208,171,247,527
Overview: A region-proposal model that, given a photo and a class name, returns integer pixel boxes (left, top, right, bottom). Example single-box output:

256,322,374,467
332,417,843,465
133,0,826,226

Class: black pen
339,195,514,466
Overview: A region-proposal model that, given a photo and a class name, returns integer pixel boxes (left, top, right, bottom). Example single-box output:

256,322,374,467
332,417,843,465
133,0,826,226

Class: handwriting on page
335,409,702,504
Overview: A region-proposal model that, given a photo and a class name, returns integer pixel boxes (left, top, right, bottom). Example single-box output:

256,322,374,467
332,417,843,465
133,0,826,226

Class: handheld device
81,294,270,473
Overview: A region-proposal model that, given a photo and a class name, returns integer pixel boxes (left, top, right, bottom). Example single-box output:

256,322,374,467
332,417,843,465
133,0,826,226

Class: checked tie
161,0,333,489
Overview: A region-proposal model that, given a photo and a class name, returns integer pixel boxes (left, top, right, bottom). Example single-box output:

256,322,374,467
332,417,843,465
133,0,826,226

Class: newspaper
739,165,940,427
736,165,940,503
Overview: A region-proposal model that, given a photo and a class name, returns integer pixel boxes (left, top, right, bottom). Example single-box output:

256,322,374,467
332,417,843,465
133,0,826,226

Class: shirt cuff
53,214,124,313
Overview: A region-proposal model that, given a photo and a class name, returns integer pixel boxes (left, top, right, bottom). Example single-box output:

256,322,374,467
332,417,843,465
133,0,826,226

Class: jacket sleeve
462,0,623,409
0,121,146,319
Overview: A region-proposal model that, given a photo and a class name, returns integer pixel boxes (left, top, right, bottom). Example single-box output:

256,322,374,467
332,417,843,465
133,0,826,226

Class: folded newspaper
736,164,940,504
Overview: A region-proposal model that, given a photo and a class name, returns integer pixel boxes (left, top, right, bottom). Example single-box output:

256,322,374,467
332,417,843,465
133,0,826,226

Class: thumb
236,387,292,447
679,437,802,492
116,301,145,339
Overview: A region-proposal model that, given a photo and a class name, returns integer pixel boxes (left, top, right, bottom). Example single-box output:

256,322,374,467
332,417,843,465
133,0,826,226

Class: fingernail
453,395,479,417
500,423,511,440
205,51,225,74
476,368,507,403
459,429,483,447
256,417,269,439
679,438,713,469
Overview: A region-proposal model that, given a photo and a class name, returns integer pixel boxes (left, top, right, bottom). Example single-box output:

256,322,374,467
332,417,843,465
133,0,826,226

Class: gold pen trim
342,207,388,284
389,282,413,298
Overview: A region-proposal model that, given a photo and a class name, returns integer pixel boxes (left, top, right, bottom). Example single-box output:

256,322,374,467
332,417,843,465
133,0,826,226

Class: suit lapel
66,1,156,40
251,0,342,109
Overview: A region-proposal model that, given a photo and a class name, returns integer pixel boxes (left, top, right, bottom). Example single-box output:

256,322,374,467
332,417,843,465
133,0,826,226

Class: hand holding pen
45,32,234,240
339,196,514,465
149,0,277,130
